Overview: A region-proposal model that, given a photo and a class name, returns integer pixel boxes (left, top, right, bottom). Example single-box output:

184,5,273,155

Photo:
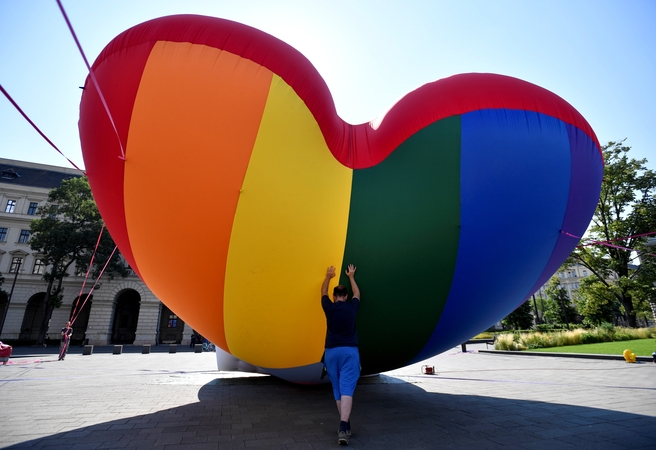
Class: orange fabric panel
123,41,272,350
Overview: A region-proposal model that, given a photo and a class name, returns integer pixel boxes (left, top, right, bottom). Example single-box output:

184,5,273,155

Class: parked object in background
0,341,12,365
623,349,636,363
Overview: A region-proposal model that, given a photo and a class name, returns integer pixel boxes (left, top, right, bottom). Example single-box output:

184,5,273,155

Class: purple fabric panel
518,124,603,304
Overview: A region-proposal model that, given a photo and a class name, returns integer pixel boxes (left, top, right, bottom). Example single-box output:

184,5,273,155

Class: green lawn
530,339,656,357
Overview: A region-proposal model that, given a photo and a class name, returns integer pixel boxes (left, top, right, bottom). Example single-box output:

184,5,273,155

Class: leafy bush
472,331,496,339
580,332,597,344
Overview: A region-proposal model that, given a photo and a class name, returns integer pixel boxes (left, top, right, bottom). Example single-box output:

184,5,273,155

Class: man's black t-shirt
322,295,360,348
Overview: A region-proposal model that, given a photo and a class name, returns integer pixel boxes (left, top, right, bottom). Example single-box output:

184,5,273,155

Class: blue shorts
324,346,360,400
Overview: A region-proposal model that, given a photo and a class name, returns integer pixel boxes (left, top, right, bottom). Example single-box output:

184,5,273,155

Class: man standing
58,321,73,361
321,264,360,445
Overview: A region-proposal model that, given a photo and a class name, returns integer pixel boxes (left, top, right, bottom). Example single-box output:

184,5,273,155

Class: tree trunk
620,294,637,328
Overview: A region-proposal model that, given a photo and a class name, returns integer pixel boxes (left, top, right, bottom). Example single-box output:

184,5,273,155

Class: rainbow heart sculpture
79,15,603,382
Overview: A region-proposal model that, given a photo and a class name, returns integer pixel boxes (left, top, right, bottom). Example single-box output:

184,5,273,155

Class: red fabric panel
79,41,155,276
343,73,602,168
84,15,601,181
86,15,341,165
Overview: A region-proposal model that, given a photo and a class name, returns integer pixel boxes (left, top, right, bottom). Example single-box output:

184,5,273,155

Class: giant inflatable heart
79,15,603,382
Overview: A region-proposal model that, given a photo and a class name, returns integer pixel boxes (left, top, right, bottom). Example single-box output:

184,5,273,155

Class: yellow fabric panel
224,75,353,369
124,41,272,350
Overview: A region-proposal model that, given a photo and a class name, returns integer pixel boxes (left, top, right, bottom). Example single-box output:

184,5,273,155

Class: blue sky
1,0,654,170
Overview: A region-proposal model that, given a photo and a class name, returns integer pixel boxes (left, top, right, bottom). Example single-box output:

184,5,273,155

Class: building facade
0,158,192,346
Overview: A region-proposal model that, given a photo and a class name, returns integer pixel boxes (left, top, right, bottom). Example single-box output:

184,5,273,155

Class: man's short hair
333,285,348,297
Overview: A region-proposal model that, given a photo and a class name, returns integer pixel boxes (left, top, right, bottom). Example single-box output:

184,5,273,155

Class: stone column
134,301,160,345
181,320,193,347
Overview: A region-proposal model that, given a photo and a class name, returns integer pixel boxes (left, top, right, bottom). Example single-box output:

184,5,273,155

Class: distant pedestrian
321,264,361,445
59,321,73,361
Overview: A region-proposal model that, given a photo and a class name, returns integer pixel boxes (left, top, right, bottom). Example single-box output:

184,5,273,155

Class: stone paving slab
1,345,655,449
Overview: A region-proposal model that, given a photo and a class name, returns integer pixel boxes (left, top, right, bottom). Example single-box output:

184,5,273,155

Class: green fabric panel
340,116,461,375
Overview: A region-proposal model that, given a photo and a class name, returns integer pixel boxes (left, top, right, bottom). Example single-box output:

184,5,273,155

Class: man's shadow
6,374,655,449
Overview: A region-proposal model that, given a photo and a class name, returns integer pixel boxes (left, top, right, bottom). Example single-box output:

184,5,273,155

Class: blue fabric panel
519,124,603,305
411,109,572,362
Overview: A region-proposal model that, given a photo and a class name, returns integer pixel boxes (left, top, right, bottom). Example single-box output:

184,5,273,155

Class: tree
542,276,578,326
573,276,617,326
569,141,656,327
501,300,534,330
29,177,128,345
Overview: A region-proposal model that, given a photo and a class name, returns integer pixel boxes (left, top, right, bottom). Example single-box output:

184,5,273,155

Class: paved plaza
1,344,655,449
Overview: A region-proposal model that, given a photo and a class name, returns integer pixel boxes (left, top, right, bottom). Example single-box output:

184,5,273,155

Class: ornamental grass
493,326,656,351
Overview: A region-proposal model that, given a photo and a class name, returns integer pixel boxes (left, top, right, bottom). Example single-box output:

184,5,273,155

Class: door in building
111,289,140,344
158,303,184,344
19,293,46,342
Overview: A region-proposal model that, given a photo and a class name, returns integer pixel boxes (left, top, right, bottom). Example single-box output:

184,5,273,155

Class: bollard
142,344,151,354
83,345,94,356
113,345,123,355
194,345,203,353
169,344,177,354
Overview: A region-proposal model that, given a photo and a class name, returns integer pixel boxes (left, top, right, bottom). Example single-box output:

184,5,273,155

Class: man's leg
339,395,352,422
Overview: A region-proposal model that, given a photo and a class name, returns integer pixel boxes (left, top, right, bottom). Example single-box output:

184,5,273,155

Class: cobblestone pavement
1,344,655,449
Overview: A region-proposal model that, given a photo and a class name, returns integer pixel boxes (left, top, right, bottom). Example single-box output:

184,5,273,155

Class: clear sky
1,0,654,171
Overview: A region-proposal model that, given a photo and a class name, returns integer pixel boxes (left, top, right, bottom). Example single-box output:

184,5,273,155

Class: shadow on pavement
5,374,655,449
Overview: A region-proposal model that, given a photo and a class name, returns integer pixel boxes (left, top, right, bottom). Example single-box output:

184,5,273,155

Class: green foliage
28,177,129,344
501,300,535,330
574,277,617,326
569,141,656,327
542,276,578,326
472,331,496,339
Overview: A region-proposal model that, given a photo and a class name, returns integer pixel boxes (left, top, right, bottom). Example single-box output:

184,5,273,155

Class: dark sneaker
337,422,352,438
337,426,352,438
338,430,349,445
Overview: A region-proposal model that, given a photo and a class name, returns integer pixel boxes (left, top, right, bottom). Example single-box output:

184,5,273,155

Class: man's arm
345,264,360,300
321,266,336,296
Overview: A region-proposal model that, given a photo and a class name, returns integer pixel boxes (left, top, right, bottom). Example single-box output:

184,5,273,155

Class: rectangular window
18,229,30,243
5,200,16,213
27,202,38,215
33,259,46,275
0,227,7,242
9,257,23,273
